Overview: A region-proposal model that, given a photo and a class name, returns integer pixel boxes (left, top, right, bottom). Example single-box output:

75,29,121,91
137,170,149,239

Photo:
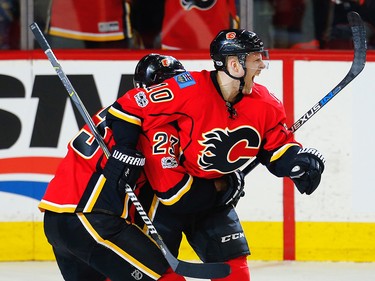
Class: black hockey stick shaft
29,22,230,279
29,25,111,158
242,11,366,176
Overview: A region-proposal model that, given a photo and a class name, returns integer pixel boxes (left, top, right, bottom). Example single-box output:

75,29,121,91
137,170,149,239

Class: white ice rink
0,261,374,281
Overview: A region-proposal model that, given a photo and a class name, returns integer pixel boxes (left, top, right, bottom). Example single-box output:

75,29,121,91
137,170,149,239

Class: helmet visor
246,50,270,70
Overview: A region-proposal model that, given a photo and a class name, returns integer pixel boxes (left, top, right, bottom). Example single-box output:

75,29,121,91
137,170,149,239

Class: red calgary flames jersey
38,107,179,216
138,125,188,206
38,108,115,213
108,71,299,189
48,0,131,41
161,0,239,49
41,71,300,215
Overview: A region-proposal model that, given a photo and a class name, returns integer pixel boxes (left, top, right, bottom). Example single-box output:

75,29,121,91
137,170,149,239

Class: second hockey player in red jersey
39,54,189,281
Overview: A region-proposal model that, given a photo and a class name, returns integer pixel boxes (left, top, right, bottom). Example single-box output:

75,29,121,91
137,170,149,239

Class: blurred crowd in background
1,0,375,51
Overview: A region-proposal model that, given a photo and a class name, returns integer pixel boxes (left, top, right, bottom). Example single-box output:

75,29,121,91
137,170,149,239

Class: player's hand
215,170,245,207
289,148,325,195
103,146,145,191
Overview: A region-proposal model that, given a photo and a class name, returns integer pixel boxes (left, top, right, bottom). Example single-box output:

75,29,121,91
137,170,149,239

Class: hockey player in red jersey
46,0,139,48
105,29,326,280
161,0,239,49
39,54,188,281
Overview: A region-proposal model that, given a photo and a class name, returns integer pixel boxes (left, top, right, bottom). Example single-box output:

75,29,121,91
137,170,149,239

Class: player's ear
227,56,244,77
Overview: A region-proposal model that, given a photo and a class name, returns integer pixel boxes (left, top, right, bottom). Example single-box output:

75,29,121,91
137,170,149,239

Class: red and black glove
216,170,245,207
103,145,145,192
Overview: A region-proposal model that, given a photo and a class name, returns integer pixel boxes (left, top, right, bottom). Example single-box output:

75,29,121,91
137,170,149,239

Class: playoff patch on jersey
134,91,149,107
174,72,196,88
161,156,178,168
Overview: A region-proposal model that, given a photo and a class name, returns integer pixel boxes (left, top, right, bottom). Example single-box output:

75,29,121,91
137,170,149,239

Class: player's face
242,52,267,94
247,52,267,71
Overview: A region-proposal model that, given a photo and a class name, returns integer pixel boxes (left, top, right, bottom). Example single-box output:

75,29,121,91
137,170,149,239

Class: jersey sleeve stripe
157,174,193,206
38,200,77,213
83,175,106,212
270,143,300,162
108,106,142,126
49,27,125,41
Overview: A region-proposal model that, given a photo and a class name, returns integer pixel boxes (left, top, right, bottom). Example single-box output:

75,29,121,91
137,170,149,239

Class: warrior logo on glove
112,149,146,166
289,148,325,195
103,146,146,192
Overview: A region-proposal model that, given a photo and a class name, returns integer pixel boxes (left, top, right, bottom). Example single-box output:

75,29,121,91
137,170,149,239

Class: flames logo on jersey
198,126,261,173
181,0,216,10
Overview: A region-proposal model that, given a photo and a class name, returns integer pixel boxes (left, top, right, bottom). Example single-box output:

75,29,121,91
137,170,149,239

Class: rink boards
1,50,375,261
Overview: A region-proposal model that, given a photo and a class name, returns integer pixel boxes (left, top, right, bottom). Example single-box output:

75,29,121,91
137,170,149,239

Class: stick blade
162,244,231,278
347,11,364,27
347,11,367,77
174,260,231,279
151,224,231,279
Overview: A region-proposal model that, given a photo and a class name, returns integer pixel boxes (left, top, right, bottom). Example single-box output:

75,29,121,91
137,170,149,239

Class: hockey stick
242,11,366,176
29,23,230,279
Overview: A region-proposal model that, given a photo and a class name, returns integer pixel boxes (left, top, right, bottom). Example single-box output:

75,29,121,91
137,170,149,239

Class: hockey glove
289,148,325,195
103,145,145,191
216,170,245,207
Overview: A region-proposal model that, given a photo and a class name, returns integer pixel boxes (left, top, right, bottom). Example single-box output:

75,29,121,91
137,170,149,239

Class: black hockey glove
289,148,325,195
103,145,145,192
216,170,245,207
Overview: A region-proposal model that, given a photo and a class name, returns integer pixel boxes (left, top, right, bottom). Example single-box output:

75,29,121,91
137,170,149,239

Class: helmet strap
238,77,245,95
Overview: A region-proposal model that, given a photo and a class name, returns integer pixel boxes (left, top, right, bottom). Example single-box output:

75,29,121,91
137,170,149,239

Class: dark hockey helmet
133,53,186,88
210,29,266,71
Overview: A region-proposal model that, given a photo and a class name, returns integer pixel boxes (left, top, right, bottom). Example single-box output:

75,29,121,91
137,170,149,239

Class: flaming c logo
226,32,236,40
198,126,261,173
161,58,170,67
